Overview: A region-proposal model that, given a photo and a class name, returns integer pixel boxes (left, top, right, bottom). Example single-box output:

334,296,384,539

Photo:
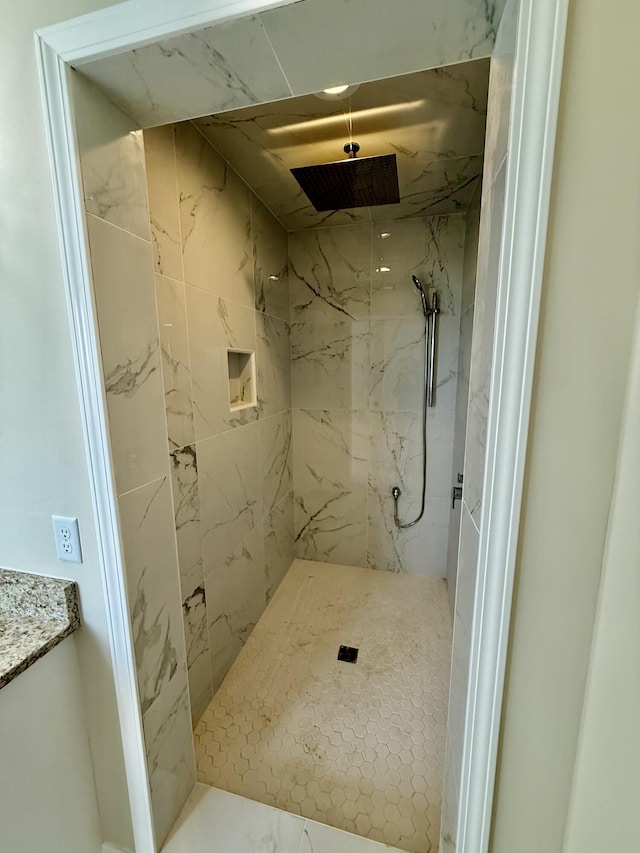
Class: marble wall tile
141,673,195,847
252,198,289,321
198,423,263,574
464,162,505,526
372,217,465,318
367,491,450,576
256,313,291,418
440,744,459,853
289,225,372,322
176,122,253,307
144,125,183,280
369,409,455,502
447,195,481,608
78,15,292,128
186,286,258,441
260,0,504,97
293,409,369,493
206,524,266,692
294,490,367,567
447,506,479,796
87,215,167,495
369,315,460,413
155,274,194,452
170,445,204,601
73,72,151,241
264,491,295,602
182,585,211,724
260,411,293,515
291,321,370,410
118,476,187,719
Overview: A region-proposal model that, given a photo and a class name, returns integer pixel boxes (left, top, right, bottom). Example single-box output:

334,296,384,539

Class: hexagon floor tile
194,559,452,853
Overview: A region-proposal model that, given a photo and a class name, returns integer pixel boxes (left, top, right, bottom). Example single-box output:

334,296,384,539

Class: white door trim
457,1,569,850
34,1,568,851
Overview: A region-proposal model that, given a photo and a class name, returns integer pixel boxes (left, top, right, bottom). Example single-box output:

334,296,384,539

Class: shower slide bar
392,277,439,529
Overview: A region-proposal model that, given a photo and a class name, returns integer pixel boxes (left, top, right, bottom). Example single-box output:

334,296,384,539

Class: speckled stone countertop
0,568,81,689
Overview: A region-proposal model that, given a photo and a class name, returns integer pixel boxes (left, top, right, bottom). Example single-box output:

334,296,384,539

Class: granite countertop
0,568,81,689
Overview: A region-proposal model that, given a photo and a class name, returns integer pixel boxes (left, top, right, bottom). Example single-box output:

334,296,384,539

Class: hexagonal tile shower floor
194,559,452,853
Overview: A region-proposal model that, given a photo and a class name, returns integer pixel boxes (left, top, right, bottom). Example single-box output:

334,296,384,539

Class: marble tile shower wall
74,74,194,847
143,121,295,728
289,216,465,575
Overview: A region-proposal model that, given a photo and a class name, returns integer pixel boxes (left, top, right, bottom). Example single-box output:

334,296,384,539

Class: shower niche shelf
227,349,257,412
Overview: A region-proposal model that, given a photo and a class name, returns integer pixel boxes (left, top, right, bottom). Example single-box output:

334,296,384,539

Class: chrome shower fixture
392,275,440,529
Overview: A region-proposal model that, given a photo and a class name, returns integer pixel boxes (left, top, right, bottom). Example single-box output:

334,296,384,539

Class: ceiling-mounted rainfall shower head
290,142,400,212
412,275,429,317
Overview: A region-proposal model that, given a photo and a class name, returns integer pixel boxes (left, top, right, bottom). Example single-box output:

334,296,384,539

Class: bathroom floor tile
194,559,452,853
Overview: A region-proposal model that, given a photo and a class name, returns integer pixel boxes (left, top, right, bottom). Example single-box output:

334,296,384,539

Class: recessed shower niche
227,349,256,410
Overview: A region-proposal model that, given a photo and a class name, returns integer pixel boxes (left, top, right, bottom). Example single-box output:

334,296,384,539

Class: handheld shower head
412,275,429,317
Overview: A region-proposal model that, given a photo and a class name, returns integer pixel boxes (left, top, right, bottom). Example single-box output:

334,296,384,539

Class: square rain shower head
291,153,400,211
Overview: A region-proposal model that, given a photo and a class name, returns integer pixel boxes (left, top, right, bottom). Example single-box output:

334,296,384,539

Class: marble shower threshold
194,559,452,853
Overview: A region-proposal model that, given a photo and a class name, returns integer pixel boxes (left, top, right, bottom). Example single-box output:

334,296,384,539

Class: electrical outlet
52,515,83,564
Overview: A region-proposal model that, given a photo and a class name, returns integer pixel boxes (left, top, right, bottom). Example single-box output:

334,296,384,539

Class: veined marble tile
256,312,291,419
142,672,195,847
78,15,292,128
176,123,253,307
294,490,367,567
291,321,370,410
289,225,372,322
372,216,465,318
186,286,258,441
260,0,503,97
465,162,505,526
170,445,204,601
264,491,295,602
87,215,167,495
73,72,150,241
370,155,483,223
155,274,194,452
367,491,450,576
205,524,266,692
368,409,455,502
252,198,289,321
163,784,307,853
484,0,517,184
300,819,405,852
441,745,459,853
182,585,211,725
144,125,182,280
369,315,460,413
447,506,479,798
197,424,263,574
293,409,369,493
118,476,186,717
260,411,292,515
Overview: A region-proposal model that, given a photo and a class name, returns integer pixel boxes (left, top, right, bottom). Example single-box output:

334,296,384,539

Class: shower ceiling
194,58,489,230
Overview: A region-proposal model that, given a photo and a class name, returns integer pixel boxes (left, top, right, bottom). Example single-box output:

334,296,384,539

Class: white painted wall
0,2,132,849
562,299,640,853
490,0,640,850
0,640,102,853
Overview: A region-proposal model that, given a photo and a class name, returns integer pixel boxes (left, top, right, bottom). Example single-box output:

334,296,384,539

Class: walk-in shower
391,275,440,529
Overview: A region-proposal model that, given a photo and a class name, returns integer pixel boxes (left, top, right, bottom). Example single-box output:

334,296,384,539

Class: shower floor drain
337,645,359,663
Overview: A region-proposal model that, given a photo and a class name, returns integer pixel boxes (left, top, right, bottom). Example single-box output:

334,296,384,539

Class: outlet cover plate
52,515,83,563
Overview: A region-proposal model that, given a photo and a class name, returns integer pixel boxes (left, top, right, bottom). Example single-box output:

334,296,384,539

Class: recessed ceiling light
376,266,391,273
268,275,279,281
379,232,391,239
314,83,360,101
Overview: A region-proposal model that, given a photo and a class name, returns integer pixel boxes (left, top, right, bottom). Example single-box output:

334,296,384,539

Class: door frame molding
34,1,568,850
